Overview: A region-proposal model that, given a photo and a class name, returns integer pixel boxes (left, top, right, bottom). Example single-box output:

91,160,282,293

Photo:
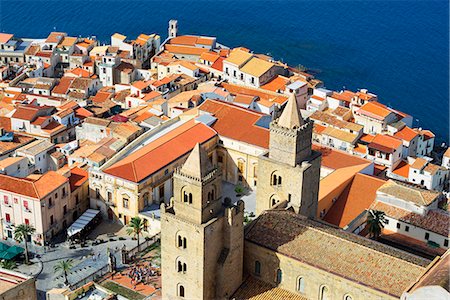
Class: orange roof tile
393,126,418,142
0,171,68,199
211,57,225,71
357,101,392,120
392,160,410,178
324,173,386,228
0,33,13,44
260,76,289,92
68,167,88,192
369,134,403,153
52,77,75,95
198,99,269,149
103,120,217,182
200,51,220,63
164,44,209,56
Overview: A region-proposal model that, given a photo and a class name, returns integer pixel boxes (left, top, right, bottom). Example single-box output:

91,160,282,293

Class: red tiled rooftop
393,126,418,142
104,120,217,182
198,99,269,149
324,173,386,228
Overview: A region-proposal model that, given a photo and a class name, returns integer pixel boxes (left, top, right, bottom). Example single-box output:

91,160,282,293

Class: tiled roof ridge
0,175,38,198
205,99,266,118
305,216,427,269
108,121,216,181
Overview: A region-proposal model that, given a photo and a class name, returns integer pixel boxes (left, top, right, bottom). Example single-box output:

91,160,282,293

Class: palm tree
367,210,387,240
54,259,74,286
14,224,35,265
0,260,16,270
126,217,145,250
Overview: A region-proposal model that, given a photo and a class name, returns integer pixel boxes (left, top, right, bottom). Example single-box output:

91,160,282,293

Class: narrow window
425,232,430,240
396,223,401,229
320,286,329,300
255,261,261,276
179,285,185,298
275,269,282,284
188,193,192,204
297,277,305,293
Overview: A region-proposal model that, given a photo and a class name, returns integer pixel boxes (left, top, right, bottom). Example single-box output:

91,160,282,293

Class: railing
121,233,160,264
69,264,110,290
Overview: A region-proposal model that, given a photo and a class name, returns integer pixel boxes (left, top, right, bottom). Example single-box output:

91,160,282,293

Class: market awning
67,209,100,237
0,242,9,252
0,244,24,260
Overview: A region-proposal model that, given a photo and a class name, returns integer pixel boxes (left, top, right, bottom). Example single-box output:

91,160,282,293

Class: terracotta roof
368,134,402,153
0,33,13,44
0,171,68,199
414,128,435,141
246,210,428,298
211,57,225,71
410,157,428,170
357,102,393,120
324,173,386,228
103,120,217,182
360,134,375,144
443,147,450,158
59,37,77,47
68,167,88,192
200,51,220,63
224,49,253,66
232,276,308,300
330,90,356,103
164,44,209,56
408,251,450,293
70,77,91,90
0,157,26,169
92,91,112,103
11,107,39,121
240,57,274,77
371,201,449,236
234,94,257,105
392,160,410,178
75,107,93,119
377,180,441,207
221,83,288,106
198,99,269,149
393,126,418,142
169,35,198,46
260,76,290,92
312,145,371,170
46,32,66,44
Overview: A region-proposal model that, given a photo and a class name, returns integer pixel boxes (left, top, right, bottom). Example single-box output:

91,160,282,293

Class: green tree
54,259,74,286
367,210,387,240
14,224,35,264
126,217,145,250
0,260,16,270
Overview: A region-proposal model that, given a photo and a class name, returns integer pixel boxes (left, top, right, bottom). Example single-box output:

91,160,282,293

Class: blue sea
0,0,448,143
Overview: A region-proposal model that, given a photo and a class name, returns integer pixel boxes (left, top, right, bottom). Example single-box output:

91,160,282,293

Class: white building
408,157,449,191
15,140,55,174
371,180,448,251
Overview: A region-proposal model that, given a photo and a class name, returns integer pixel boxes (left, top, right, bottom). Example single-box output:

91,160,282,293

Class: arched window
183,237,187,249
183,191,188,203
254,261,261,276
208,192,212,202
177,261,183,272
278,176,282,185
344,295,353,300
178,235,183,247
178,285,185,298
319,285,329,300
188,193,193,204
275,269,282,284
177,234,187,249
272,174,278,185
211,189,215,200
297,277,305,293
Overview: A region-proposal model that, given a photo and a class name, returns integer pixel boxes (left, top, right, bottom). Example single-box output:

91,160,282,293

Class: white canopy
67,209,100,237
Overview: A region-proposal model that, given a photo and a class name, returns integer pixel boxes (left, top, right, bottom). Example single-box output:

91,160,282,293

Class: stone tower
168,19,178,39
161,143,245,300
255,94,321,218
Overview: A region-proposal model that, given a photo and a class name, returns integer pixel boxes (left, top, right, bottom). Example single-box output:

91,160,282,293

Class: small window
425,232,430,240
444,239,448,247
320,285,329,300
344,295,353,300
178,285,185,298
50,215,54,225
255,261,261,276
275,269,282,284
405,226,409,232
396,223,401,229
297,277,305,293
123,198,129,209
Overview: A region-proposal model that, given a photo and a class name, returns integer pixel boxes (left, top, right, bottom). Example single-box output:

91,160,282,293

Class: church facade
160,95,435,300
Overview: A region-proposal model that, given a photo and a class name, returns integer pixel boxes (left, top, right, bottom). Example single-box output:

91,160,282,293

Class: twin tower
161,94,321,299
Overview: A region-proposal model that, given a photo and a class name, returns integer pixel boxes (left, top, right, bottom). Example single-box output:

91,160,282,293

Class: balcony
105,200,116,207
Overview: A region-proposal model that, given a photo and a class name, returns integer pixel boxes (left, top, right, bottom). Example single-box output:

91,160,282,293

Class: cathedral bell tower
256,94,322,218
161,143,244,300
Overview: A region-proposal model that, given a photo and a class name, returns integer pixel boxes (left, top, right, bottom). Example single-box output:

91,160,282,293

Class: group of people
127,263,158,288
